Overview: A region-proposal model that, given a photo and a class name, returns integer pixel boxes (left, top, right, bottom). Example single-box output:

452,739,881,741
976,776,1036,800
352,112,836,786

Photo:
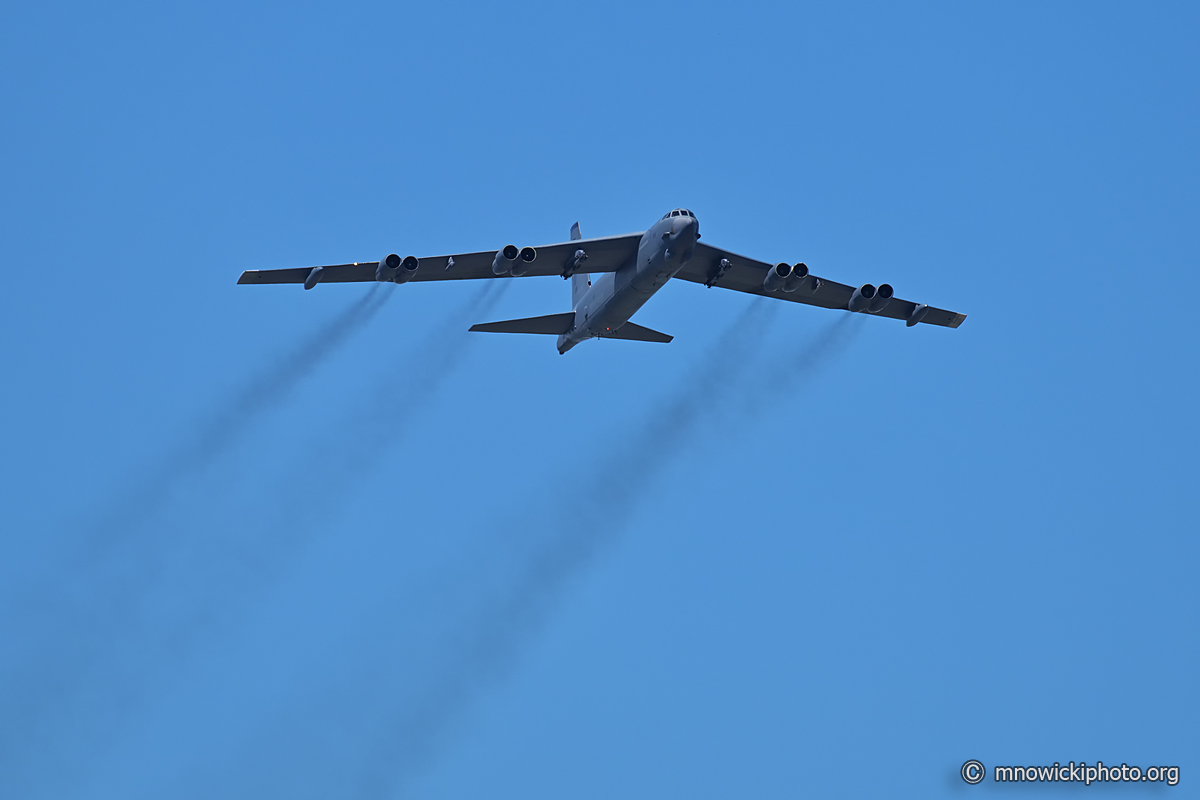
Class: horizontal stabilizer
469,312,575,336
600,321,673,344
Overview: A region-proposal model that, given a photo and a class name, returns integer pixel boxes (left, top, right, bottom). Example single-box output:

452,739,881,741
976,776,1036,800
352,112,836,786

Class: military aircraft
238,210,965,354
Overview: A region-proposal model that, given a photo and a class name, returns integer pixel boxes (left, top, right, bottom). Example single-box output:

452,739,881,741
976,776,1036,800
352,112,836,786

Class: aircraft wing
674,242,966,328
237,233,644,286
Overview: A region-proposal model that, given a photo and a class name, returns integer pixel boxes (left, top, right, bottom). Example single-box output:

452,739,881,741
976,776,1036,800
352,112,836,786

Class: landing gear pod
763,262,792,292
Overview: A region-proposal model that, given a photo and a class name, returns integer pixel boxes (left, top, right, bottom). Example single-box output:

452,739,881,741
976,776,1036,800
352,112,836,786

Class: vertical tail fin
569,221,590,309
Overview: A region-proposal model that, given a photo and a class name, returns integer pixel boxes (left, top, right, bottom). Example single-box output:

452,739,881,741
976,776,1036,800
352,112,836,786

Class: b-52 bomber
238,210,966,354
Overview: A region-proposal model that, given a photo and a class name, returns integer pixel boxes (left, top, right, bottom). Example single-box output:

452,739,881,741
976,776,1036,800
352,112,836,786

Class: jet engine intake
848,283,876,312
492,244,521,276
395,255,420,284
848,283,894,313
869,283,893,313
510,246,537,277
763,262,792,293
375,253,402,282
784,262,810,292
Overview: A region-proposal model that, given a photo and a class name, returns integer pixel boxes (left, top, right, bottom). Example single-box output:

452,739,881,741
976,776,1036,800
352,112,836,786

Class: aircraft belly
567,223,696,347
585,275,662,337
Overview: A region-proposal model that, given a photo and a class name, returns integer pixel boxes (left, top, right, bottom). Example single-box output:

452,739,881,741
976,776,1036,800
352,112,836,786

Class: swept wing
675,242,966,328
237,233,642,285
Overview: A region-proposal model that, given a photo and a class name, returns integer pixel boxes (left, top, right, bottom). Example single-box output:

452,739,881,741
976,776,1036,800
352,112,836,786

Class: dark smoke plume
0,281,513,800
336,299,782,797
89,284,391,552
0,285,391,798
753,312,864,401
127,302,862,800
348,307,871,798
239,279,511,566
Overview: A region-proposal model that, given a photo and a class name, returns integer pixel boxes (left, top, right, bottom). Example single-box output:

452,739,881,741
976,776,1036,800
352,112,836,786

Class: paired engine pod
376,253,419,283
763,262,792,292
849,283,895,313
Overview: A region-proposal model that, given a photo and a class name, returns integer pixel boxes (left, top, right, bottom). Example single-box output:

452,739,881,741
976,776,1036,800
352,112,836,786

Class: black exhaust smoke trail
182,299,777,800
752,312,864,404
241,279,512,568
132,280,516,800
0,285,390,798
87,284,390,550
345,309,870,799
5,283,511,800
344,299,787,798
168,303,866,800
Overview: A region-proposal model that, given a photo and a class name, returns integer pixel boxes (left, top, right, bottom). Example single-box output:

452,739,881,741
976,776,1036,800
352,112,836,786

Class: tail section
569,221,591,309
600,321,672,344
469,312,575,336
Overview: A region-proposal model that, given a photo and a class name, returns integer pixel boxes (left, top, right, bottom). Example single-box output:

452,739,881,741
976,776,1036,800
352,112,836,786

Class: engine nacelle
848,283,876,312
376,253,402,282
784,262,810,292
376,253,419,283
848,283,895,313
395,255,419,284
509,246,537,277
763,262,792,292
869,283,893,313
492,245,520,276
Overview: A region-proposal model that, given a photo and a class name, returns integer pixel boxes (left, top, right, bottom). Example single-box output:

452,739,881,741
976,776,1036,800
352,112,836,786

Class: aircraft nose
675,215,698,241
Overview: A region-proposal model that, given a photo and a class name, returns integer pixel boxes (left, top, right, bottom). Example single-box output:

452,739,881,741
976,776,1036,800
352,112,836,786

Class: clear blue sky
1,2,1196,797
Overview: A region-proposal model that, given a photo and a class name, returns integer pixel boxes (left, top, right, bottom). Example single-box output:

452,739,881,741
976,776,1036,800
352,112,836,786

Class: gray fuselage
557,211,699,354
